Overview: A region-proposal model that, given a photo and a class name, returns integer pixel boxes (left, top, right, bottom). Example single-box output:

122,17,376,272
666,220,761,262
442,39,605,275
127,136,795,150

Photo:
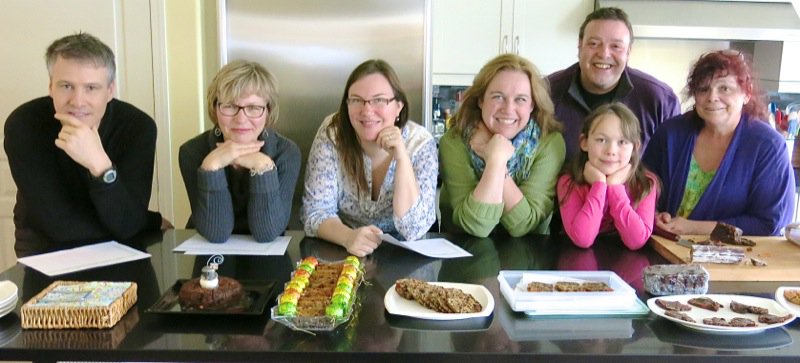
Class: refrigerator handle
513,36,520,55
501,35,509,53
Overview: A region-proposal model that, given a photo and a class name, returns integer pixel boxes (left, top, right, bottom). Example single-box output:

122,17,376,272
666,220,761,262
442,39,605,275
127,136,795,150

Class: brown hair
579,7,634,46
326,59,409,196
685,50,767,121
451,53,561,137
206,60,280,128
561,102,655,204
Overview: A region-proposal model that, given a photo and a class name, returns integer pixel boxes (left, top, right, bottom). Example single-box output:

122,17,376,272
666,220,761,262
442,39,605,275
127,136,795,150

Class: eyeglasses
346,97,396,109
217,103,268,118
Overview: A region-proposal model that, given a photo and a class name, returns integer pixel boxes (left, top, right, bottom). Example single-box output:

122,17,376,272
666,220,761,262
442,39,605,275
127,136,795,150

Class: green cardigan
439,127,565,237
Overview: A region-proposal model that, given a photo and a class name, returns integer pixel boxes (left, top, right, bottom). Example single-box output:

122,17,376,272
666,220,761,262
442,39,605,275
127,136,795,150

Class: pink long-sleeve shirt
557,172,657,250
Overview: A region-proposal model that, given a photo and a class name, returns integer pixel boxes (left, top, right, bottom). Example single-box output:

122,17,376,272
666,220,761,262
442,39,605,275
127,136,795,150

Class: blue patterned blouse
301,115,438,241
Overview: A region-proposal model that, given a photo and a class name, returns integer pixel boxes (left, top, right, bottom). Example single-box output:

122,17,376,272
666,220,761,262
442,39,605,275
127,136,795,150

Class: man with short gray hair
4,32,167,257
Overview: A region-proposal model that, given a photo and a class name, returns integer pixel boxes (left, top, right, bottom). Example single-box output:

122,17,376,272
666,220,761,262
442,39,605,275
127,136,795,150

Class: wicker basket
21,281,137,329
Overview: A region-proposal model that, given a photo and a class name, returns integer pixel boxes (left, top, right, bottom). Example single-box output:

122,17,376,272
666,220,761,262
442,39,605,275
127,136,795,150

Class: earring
213,126,222,137
261,128,268,139
395,116,400,124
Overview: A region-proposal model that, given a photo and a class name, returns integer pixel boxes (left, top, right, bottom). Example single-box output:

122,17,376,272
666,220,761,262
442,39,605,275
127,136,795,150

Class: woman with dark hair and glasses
301,59,437,257
179,60,301,242
643,50,794,235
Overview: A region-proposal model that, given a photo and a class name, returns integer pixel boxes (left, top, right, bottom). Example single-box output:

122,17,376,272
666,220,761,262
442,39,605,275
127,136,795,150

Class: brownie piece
526,282,554,292
729,300,769,315
688,297,723,312
655,298,691,311
729,317,757,327
665,310,696,323
758,314,794,324
703,317,729,326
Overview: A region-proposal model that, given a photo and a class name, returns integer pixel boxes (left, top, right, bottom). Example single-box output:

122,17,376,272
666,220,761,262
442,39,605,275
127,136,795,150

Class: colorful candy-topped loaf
277,256,361,318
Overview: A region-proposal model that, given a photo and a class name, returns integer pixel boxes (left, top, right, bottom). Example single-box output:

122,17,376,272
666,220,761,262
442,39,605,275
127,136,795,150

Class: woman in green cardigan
439,54,565,237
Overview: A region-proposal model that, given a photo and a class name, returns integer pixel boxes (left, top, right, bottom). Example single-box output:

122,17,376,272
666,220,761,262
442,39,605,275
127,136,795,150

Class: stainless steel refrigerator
220,0,431,229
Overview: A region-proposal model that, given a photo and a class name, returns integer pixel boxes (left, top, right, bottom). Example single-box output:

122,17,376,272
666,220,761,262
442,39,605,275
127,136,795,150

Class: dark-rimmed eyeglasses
218,103,268,118
346,97,396,109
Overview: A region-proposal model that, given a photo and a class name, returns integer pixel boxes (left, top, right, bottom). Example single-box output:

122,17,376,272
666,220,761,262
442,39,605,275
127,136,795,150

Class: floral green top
677,157,716,218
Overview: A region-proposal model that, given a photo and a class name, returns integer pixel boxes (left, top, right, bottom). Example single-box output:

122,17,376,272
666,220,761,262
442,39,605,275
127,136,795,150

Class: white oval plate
0,281,17,307
385,282,494,320
647,294,795,335
775,286,800,316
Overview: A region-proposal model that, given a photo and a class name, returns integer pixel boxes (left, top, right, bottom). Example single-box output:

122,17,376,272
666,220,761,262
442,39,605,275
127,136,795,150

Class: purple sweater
547,63,680,160
642,111,795,236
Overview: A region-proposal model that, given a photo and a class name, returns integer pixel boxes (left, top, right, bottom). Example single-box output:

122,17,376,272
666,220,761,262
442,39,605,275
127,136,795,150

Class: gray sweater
179,129,301,242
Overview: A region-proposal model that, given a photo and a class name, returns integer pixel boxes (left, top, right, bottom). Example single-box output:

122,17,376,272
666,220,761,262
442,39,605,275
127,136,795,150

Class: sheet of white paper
173,234,291,255
380,234,472,258
17,241,151,276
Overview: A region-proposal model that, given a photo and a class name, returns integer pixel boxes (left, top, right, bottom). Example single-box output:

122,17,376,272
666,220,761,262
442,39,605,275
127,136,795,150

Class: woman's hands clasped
469,122,514,165
201,140,272,172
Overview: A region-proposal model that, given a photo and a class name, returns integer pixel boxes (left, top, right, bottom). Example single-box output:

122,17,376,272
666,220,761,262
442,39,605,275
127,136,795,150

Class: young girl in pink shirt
557,103,659,250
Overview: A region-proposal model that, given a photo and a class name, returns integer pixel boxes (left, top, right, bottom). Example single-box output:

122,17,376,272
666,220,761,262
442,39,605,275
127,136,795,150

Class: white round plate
0,281,17,307
775,286,800,316
647,294,795,335
385,282,494,320
0,303,14,319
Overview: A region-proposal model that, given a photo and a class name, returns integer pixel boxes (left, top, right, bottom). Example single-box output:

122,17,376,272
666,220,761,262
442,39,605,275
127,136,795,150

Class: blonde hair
206,60,279,127
451,53,561,137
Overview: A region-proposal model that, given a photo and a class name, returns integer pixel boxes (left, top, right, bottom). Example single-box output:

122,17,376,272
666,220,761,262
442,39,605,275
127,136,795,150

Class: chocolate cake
709,222,756,246
710,222,742,244
178,276,244,310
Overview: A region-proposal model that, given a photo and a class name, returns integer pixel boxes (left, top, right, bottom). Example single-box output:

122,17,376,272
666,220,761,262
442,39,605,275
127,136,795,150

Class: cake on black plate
178,256,243,310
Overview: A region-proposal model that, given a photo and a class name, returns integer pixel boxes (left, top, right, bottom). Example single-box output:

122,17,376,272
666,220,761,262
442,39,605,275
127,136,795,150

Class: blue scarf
464,119,540,184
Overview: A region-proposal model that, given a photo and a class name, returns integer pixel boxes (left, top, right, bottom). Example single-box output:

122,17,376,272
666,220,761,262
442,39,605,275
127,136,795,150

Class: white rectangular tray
498,270,638,313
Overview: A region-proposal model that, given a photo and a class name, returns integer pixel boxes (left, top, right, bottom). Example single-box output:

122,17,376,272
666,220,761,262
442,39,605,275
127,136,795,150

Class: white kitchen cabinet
432,0,593,86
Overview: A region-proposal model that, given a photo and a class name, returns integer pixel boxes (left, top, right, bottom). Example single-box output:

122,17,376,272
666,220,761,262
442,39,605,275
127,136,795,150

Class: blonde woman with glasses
179,60,301,243
302,59,437,257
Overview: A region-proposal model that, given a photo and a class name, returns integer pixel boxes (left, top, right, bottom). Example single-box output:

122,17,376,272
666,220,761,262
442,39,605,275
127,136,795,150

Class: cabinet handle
501,35,509,53
514,36,520,55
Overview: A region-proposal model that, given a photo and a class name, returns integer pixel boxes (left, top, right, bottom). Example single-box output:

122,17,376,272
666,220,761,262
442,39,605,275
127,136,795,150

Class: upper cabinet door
512,0,593,76
432,0,508,85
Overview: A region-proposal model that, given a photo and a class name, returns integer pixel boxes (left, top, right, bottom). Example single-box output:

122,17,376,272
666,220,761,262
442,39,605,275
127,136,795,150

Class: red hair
686,50,768,121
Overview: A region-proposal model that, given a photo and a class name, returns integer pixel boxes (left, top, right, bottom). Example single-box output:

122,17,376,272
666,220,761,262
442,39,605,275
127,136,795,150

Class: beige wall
0,0,220,269
162,0,220,228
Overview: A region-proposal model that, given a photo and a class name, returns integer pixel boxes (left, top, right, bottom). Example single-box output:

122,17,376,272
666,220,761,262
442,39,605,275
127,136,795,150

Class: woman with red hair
643,50,794,236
